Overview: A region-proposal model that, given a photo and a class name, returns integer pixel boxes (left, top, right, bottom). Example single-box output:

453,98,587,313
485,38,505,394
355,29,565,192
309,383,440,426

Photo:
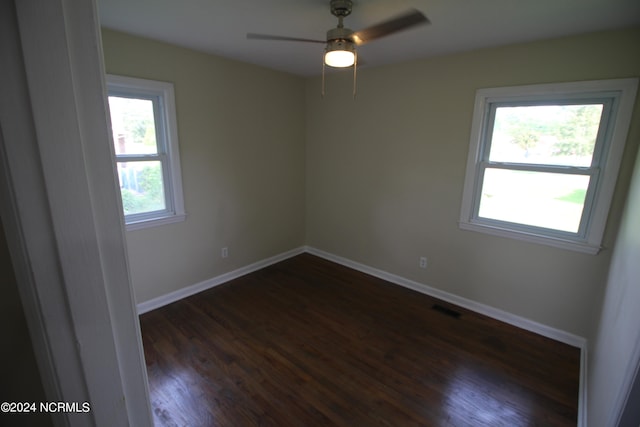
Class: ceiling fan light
325,50,355,67
324,39,355,67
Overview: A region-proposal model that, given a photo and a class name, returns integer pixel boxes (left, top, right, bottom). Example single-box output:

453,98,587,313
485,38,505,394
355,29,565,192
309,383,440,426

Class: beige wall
101,29,306,303
102,27,640,339
305,28,640,337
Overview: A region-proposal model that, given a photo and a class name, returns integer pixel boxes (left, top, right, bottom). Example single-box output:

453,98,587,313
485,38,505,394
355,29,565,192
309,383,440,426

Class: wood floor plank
140,253,580,426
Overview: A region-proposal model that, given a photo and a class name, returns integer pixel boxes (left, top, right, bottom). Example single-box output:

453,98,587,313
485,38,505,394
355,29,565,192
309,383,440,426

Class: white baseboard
136,246,305,314
304,246,588,427
579,349,588,427
305,246,586,347
136,244,588,426
137,244,588,346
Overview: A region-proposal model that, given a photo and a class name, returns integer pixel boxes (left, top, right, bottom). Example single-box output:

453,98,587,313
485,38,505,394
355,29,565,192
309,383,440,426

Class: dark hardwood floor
140,253,580,427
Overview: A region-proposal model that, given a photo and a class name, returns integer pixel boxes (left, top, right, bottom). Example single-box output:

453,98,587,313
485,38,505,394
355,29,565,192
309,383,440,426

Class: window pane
116,161,166,215
478,169,590,233
489,104,603,167
108,96,158,155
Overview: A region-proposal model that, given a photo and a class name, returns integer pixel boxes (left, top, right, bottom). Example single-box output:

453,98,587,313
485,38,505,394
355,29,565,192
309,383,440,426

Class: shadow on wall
0,222,53,427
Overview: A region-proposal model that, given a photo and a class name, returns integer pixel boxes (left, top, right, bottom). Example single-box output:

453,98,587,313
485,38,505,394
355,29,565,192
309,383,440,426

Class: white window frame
459,78,638,254
106,75,186,230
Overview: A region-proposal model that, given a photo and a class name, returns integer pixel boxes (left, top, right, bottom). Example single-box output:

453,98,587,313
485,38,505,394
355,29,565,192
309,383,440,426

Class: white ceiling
97,0,640,77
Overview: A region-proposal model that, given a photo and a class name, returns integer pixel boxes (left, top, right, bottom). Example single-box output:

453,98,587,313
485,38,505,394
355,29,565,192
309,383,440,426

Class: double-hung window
106,75,185,230
459,79,637,254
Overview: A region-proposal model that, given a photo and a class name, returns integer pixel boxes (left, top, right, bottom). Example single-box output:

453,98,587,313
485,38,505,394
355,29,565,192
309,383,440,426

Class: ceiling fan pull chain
321,57,326,98
353,52,357,99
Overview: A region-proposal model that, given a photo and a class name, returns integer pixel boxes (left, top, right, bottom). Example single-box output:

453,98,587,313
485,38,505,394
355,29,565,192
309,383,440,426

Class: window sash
108,91,168,155
471,163,599,240
111,91,174,221
480,98,614,168
107,74,185,230
115,156,174,222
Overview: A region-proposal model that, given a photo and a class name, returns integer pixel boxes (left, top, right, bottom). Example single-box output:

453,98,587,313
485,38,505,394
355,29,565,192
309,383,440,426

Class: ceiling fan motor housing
326,38,355,54
326,26,354,42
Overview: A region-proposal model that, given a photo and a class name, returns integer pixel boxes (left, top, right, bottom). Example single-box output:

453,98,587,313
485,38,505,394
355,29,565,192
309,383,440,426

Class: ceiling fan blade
351,9,429,46
247,33,326,44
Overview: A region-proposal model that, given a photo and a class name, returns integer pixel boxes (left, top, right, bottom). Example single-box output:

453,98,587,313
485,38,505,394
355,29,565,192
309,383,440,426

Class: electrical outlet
419,256,427,269
221,247,228,258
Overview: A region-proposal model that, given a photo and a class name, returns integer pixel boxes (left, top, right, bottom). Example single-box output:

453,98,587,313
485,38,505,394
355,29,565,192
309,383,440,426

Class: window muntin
106,75,185,230
459,79,638,254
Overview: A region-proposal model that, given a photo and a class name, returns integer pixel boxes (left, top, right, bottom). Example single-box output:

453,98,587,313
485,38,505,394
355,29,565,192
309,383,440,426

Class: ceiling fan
247,0,430,70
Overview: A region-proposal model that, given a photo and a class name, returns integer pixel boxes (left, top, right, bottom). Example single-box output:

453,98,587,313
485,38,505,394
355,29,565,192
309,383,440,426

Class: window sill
458,221,601,255
125,213,186,231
